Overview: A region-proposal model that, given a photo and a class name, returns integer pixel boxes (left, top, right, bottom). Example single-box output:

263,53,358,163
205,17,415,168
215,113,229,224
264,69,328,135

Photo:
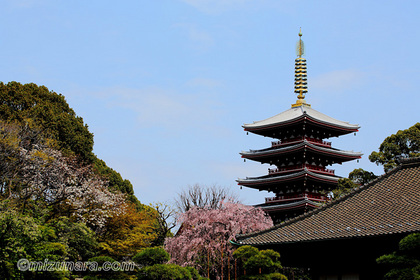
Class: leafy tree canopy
348,168,378,185
132,247,170,267
369,123,420,172
377,233,420,280
0,82,163,279
0,81,140,207
332,168,377,199
233,246,286,280
138,264,192,280
0,81,94,163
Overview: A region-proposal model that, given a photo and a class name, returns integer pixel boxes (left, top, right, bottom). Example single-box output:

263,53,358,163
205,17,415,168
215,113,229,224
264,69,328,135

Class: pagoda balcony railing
265,193,330,203
272,136,331,148
268,164,335,175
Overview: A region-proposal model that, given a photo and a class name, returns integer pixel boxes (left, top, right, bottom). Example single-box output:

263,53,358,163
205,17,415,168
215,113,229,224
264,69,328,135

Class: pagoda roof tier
241,140,362,165
243,106,359,139
235,157,420,246
237,169,339,190
256,198,323,212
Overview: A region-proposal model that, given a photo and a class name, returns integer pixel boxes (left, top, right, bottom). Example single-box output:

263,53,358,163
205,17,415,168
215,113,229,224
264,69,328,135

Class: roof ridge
400,156,420,166
235,160,408,242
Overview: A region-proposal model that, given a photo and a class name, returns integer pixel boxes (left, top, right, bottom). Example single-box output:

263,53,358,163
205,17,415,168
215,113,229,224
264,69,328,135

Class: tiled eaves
236,157,420,245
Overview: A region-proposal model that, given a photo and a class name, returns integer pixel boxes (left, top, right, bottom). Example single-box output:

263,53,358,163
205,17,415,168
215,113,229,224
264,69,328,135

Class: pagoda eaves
238,30,361,223
237,169,339,190
243,106,359,139
240,141,362,165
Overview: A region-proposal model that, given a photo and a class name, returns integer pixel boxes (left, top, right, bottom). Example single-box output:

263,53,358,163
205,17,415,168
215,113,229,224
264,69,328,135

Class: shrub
138,264,192,280
132,247,170,267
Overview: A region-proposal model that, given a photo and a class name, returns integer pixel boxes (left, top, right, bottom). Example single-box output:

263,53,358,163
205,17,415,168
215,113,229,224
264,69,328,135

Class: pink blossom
165,201,273,279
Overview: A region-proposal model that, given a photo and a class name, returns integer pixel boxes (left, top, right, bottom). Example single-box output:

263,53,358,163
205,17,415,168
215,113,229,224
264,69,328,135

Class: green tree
49,217,99,261
0,202,74,280
377,233,420,280
332,168,377,199
348,168,378,185
233,246,286,280
134,247,208,280
0,204,42,280
244,250,282,276
0,81,94,163
85,256,125,280
132,247,170,267
0,82,141,206
99,203,158,259
369,123,420,172
138,264,192,280
92,158,141,210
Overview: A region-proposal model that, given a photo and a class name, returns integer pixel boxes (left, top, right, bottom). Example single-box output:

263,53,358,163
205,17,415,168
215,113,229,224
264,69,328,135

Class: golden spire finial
292,28,310,108
296,27,305,58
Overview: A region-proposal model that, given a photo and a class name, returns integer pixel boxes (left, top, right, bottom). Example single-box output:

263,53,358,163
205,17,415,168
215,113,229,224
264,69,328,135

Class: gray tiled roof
243,106,360,131
240,141,362,158
236,157,420,245
237,169,339,186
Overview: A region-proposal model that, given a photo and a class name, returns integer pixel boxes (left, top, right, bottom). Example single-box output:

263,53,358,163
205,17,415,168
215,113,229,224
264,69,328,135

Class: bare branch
174,184,240,213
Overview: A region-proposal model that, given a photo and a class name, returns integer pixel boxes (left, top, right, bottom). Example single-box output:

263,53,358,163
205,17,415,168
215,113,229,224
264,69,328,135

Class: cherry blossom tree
19,145,127,230
0,121,127,231
165,201,273,279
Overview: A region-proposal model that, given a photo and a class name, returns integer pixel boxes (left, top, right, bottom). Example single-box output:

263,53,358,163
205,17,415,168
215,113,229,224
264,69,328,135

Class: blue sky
1,0,419,206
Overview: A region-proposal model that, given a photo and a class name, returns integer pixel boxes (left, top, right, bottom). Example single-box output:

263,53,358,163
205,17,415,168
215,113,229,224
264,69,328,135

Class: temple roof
243,105,360,134
258,198,323,212
240,140,362,162
237,169,339,188
235,157,420,245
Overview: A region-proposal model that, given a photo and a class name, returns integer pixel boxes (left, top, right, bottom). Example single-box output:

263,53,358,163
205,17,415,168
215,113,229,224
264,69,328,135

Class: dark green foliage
348,168,378,185
244,251,282,275
0,82,157,279
399,233,420,256
0,81,94,163
266,273,288,280
233,245,259,262
369,123,420,172
259,250,281,264
0,202,90,280
84,256,132,280
332,168,377,199
333,177,357,198
0,82,140,203
49,217,99,261
186,266,206,280
233,246,287,280
0,205,42,280
93,158,141,209
242,273,288,280
135,247,209,280
377,233,420,279
88,255,116,264
132,247,170,267
138,263,192,280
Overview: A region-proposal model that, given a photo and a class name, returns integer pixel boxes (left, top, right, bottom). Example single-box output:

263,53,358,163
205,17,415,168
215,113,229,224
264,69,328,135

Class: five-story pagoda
238,30,362,224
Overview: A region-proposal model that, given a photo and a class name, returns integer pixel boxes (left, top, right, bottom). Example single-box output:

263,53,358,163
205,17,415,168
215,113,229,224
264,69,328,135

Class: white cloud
310,69,365,92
